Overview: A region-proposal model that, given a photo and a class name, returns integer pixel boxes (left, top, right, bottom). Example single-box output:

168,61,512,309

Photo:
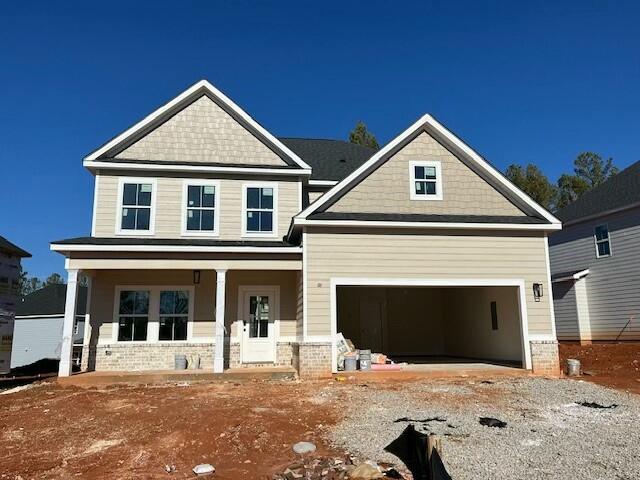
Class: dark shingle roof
52,237,297,247
279,138,375,181
556,160,640,223
308,212,548,224
16,284,87,317
0,236,31,258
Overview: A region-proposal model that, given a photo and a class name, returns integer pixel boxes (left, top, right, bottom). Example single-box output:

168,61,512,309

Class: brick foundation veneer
84,343,215,371
530,340,560,376
82,341,298,372
296,342,332,378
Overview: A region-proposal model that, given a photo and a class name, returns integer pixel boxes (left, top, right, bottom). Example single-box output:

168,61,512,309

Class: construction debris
384,425,451,480
577,401,618,409
192,463,215,475
293,441,317,455
479,417,507,428
272,455,403,480
394,417,446,424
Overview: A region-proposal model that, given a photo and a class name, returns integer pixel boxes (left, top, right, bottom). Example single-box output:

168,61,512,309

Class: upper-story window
410,161,443,201
594,224,611,258
117,178,156,235
182,181,220,236
243,183,278,236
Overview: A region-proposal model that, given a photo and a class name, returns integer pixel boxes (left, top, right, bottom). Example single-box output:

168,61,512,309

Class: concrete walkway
338,362,533,381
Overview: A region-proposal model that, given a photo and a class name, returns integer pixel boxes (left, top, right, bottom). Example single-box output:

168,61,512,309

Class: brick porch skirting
296,342,332,378
82,342,300,372
529,340,560,376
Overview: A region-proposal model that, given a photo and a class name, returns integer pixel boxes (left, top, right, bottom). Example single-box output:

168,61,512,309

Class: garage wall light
533,283,543,302
193,270,201,284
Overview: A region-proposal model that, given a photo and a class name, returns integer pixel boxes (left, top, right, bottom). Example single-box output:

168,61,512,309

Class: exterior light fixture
533,283,543,302
193,270,201,284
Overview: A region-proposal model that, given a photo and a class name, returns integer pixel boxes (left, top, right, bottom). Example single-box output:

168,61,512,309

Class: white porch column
213,269,227,373
59,269,79,377
80,275,93,371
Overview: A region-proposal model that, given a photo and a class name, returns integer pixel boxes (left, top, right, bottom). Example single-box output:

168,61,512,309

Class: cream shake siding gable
93,174,300,240
305,229,553,337
326,131,526,216
115,95,288,166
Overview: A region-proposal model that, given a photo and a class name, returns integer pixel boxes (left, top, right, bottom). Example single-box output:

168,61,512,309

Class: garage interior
337,285,525,368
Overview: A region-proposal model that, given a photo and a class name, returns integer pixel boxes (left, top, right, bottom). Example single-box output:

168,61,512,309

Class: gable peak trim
84,79,311,171
295,113,561,226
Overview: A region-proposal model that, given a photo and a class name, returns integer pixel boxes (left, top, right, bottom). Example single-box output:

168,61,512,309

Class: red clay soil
559,342,640,395
0,380,344,479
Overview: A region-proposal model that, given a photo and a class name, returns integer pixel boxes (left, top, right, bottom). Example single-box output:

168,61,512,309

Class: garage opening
336,285,526,369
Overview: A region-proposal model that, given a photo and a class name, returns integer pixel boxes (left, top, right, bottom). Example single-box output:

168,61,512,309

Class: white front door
240,289,277,363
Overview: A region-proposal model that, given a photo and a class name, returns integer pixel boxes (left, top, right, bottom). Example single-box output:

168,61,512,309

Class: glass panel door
248,295,269,338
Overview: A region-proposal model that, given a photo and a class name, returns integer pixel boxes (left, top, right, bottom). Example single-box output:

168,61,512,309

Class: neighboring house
0,236,31,374
549,161,640,342
51,80,562,378
12,284,87,369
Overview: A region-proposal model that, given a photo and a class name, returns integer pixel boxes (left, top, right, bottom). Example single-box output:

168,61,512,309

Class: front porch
56,251,305,377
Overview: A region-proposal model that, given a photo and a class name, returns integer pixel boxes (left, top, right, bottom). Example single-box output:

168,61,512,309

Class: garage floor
337,285,525,369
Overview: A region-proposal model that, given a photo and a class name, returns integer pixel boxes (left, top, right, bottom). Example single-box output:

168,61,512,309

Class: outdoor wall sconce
193,270,201,284
533,283,543,302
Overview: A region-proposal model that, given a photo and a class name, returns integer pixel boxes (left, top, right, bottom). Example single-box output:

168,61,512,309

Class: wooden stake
427,434,443,479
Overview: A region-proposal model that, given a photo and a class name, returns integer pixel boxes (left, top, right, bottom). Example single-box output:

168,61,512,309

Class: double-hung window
117,290,149,341
594,224,611,258
118,179,155,233
410,161,443,200
183,181,219,235
244,184,277,236
159,290,189,341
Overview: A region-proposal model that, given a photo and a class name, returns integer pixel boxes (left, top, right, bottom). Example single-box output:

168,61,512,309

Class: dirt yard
1,371,639,479
559,342,640,394
0,380,343,479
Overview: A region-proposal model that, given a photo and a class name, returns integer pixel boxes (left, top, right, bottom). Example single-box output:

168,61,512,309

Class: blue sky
1,1,638,279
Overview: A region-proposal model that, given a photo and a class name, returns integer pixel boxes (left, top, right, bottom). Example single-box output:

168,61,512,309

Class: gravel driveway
326,377,640,479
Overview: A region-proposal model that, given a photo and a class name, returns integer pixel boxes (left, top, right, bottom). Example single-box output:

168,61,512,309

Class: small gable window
410,161,443,200
594,224,611,258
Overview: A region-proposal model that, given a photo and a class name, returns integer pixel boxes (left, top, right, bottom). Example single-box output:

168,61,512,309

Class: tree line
19,269,87,296
348,122,619,212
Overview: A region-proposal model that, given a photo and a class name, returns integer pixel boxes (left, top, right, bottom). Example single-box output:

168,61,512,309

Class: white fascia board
308,180,338,186
551,269,590,283
296,113,562,226
83,160,310,177
50,243,302,254
84,79,311,170
294,218,562,231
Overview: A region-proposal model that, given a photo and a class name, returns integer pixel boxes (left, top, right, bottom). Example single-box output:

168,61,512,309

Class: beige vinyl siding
552,281,580,341
89,269,299,345
90,270,216,344
328,131,526,217
305,228,553,337
308,190,325,204
549,206,640,340
93,174,301,241
116,95,287,166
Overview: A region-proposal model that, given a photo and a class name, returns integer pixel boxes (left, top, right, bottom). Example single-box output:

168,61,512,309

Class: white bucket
566,358,580,376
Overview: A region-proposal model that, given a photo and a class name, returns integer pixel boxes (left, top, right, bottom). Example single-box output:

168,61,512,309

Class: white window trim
111,285,195,344
180,179,221,237
115,177,157,236
241,182,279,238
409,160,443,201
594,223,612,258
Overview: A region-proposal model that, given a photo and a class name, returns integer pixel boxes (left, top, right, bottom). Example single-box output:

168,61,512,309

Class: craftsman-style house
52,80,562,377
